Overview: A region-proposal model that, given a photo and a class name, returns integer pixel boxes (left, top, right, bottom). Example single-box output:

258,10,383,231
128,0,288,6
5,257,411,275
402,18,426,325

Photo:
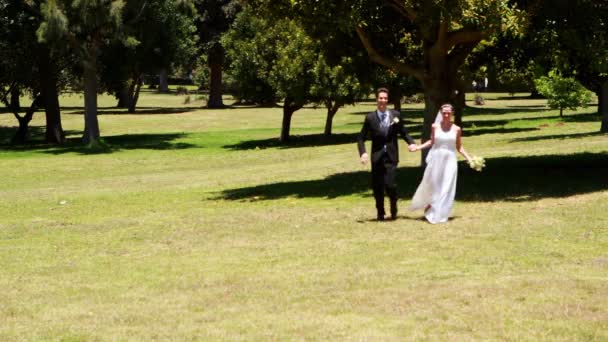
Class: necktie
381,112,388,134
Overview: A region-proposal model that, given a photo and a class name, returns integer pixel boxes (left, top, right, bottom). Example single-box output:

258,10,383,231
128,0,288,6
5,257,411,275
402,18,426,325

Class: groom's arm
396,113,416,148
357,116,369,155
357,115,370,163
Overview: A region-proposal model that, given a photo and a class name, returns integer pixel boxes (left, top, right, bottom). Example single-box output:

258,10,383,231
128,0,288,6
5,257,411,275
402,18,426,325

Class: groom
357,88,417,221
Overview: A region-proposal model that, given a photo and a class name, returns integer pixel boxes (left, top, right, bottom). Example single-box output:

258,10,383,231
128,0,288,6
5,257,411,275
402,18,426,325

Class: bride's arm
416,124,436,151
455,127,472,162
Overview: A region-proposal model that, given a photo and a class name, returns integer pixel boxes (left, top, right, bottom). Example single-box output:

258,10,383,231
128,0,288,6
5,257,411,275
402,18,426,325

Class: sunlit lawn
0,90,607,340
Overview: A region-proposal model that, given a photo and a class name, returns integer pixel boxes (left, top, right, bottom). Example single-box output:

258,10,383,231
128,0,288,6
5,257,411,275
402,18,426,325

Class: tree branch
437,17,449,51
355,26,424,81
446,30,486,49
384,0,417,22
447,42,479,74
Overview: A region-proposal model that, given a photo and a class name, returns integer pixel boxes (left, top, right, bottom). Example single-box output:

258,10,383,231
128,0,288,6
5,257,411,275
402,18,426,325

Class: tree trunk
421,80,453,166
82,54,100,144
128,75,143,113
44,82,64,144
13,111,33,144
453,82,466,128
392,87,402,111
560,107,563,117
207,45,224,108
11,94,42,144
39,44,65,144
324,101,341,136
158,69,169,93
116,86,129,108
10,87,20,111
600,80,608,133
280,98,302,143
530,89,543,99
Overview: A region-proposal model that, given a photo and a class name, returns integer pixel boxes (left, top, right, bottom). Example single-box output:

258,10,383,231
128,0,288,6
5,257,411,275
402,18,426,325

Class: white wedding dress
410,125,458,224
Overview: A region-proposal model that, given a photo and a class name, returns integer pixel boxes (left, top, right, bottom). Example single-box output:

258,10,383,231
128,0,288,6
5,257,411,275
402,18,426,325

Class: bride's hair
440,104,454,112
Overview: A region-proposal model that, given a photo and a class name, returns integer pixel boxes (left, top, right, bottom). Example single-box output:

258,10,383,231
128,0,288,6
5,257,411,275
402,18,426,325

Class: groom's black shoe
377,213,385,221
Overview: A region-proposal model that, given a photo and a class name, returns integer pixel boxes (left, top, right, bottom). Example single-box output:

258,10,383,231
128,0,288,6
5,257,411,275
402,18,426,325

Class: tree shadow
224,133,369,150
510,131,605,143
463,106,550,115
0,126,47,145
463,127,539,137
495,95,534,100
349,108,423,116
461,112,600,133
98,107,202,115
0,132,196,155
506,105,547,108
58,107,204,115
224,121,540,150
215,152,608,202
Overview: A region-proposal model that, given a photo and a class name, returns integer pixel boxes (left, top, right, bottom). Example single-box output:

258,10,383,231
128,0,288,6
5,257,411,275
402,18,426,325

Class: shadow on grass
57,106,205,115
0,131,196,155
495,95,534,100
463,127,539,137
223,121,540,150
461,112,600,134
223,133,369,150
463,106,550,115
215,152,608,202
98,107,202,115
510,131,605,143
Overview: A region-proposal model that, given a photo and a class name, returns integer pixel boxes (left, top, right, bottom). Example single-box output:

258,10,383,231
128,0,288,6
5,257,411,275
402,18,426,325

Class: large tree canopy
252,0,526,163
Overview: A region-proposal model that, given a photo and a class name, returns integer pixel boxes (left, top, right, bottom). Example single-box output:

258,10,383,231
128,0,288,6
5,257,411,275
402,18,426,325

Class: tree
195,0,241,108
101,0,198,113
252,0,526,160
535,70,593,117
223,10,319,142
221,8,278,105
267,20,318,142
539,0,608,132
310,56,367,136
37,0,126,144
0,0,67,144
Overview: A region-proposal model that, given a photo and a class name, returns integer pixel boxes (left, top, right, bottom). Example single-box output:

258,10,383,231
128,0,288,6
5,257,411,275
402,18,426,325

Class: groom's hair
376,87,389,98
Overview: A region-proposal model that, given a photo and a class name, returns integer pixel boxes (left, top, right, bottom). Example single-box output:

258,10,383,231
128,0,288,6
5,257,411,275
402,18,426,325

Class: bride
410,104,472,224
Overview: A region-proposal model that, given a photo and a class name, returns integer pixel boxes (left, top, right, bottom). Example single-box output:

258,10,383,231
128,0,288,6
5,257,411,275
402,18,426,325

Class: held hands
408,144,418,152
360,152,369,164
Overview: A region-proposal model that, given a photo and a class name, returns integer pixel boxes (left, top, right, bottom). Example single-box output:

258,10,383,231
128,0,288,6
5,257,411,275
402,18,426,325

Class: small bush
534,70,593,117
176,86,189,95
403,93,424,104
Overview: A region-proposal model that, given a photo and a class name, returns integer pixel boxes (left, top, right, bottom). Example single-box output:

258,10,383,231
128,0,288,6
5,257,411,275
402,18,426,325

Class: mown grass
0,91,607,340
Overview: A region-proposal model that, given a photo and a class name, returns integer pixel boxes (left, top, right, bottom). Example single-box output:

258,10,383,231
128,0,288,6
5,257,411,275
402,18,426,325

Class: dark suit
357,109,415,219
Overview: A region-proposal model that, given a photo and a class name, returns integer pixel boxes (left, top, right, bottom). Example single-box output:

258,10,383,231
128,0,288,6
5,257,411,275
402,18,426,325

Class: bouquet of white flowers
468,156,486,171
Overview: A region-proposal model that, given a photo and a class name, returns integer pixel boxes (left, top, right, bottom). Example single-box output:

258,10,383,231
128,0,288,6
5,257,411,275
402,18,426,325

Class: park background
1,0,607,340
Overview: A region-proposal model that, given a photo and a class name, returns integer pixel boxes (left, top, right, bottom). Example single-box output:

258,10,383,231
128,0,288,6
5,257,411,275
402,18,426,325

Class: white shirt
376,110,389,127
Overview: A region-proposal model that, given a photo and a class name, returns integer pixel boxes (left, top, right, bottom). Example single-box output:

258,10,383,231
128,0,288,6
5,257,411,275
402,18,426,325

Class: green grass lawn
1,91,607,340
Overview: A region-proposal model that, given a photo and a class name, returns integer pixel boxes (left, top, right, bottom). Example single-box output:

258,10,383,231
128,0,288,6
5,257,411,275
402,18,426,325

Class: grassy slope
0,91,606,340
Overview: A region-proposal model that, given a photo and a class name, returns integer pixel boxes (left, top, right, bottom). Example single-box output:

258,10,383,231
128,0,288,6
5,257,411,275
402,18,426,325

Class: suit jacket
357,109,415,164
